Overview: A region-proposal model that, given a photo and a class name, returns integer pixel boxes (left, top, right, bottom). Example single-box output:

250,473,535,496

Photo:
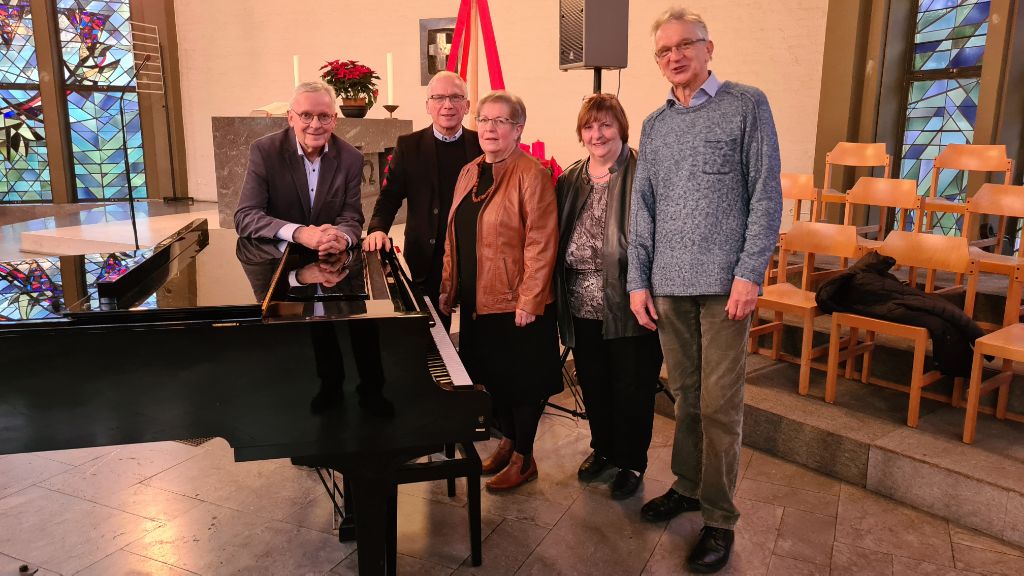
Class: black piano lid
1,219,428,331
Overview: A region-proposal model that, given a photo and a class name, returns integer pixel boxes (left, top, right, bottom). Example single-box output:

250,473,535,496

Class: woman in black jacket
555,94,663,500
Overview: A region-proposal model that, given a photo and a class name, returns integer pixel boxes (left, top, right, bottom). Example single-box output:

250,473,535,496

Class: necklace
586,159,611,181
470,165,495,203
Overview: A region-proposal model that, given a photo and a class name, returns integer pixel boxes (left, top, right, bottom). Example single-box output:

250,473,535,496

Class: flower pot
339,97,368,119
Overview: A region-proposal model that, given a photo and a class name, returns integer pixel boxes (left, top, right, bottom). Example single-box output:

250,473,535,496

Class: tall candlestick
386,52,394,106
293,55,300,87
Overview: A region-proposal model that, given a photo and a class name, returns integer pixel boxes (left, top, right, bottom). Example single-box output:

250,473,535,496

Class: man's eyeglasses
291,110,336,125
476,116,517,128
428,94,468,104
654,38,707,61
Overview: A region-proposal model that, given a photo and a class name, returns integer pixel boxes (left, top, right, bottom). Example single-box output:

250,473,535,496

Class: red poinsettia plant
320,59,380,108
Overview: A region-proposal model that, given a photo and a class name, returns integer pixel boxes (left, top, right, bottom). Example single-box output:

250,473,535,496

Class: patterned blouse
564,179,609,320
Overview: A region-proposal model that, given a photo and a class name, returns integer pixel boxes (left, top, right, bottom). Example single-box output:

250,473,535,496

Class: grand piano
0,219,490,576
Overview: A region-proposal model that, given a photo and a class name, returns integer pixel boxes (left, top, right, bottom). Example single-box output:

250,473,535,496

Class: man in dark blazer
363,71,482,329
235,81,364,255
234,80,391,417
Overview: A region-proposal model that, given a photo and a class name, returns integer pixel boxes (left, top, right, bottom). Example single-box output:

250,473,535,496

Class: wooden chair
825,231,979,427
765,173,820,285
917,144,1014,236
962,183,1024,330
843,177,921,252
749,221,859,395
818,142,891,222
963,315,1024,443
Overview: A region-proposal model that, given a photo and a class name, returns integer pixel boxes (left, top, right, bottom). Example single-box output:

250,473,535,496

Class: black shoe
577,451,610,481
610,469,642,500
640,488,701,522
359,393,395,418
687,526,734,574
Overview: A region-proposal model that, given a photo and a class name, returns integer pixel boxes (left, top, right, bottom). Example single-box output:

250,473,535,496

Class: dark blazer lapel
281,134,312,221
311,137,341,222
419,127,440,201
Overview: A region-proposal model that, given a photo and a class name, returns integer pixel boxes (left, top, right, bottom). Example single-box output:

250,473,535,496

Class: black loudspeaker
559,0,629,70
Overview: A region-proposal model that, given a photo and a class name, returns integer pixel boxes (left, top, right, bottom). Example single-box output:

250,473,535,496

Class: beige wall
174,0,828,203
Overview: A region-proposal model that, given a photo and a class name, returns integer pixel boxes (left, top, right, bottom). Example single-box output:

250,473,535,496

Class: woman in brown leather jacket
555,94,663,500
440,91,561,492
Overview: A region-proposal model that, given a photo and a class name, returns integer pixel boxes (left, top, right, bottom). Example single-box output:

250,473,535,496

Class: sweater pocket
701,138,739,174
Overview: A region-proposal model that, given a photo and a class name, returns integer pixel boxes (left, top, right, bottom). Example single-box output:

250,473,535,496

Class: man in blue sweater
627,7,782,574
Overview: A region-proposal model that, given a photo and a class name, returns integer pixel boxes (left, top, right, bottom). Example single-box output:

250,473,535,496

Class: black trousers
415,251,451,332
571,317,663,473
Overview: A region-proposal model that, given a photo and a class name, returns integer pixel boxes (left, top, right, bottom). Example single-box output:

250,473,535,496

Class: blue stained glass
913,0,989,71
57,0,137,87
67,90,146,200
0,257,63,321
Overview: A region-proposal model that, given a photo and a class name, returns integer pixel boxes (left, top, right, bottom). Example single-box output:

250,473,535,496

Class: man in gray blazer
234,80,392,417
235,80,364,254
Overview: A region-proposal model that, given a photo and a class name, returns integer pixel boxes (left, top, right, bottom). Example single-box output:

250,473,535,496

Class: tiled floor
2,392,1023,576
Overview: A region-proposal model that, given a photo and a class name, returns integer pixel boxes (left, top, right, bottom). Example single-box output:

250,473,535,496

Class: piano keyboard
423,297,474,390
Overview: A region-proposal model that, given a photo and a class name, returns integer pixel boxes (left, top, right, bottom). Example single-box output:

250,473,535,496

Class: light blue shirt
276,138,352,249
666,71,721,108
433,125,464,142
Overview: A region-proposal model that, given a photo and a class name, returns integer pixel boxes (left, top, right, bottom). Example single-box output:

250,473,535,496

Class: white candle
293,55,300,87
386,52,394,105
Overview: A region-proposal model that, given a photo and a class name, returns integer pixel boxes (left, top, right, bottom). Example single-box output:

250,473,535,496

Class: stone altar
213,117,414,230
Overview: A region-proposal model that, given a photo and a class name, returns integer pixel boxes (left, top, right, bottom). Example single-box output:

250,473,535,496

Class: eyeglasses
427,94,468,104
291,110,336,125
476,116,517,128
654,38,707,61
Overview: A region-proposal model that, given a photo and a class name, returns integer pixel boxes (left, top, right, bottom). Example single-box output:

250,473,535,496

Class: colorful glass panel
899,77,981,235
914,0,989,71
56,0,145,200
67,90,145,200
57,0,136,87
0,257,63,321
0,0,37,83
0,88,50,201
0,1,50,203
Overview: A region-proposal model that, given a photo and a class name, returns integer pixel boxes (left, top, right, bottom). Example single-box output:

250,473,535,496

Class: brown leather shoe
481,438,513,475
485,452,538,491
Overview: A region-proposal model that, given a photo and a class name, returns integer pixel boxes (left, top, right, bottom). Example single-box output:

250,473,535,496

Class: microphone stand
118,54,151,250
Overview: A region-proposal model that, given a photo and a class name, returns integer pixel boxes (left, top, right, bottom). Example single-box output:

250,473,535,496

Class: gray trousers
655,295,749,529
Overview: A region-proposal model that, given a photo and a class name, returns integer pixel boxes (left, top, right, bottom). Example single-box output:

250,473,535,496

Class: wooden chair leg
861,331,875,384
798,313,814,396
825,317,842,404
770,311,783,360
963,350,985,444
996,359,1012,419
845,327,860,380
951,377,964,409
907,335,927,428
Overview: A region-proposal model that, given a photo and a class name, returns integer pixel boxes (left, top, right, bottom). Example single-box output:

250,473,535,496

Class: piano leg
444,443,456,497
348,471,393,576
340,475,357,542
387,484,399,576
465,443,483,567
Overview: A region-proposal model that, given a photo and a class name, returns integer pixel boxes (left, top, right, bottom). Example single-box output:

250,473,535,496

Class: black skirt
459,304,563,406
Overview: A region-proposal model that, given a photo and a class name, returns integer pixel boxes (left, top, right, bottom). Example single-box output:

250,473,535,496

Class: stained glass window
57,0,145,201
898,0,989,236
913,0,989,71
0,257,64,321
0,1,51,203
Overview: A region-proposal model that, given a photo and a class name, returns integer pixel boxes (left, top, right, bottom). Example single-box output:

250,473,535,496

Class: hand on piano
514,308,536,327
294,224,348,255
362,231,392,252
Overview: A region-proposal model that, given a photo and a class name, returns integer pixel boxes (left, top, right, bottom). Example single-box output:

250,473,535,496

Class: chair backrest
778,221,859,289
781,173,817,202
934,144,1012,173
845,177,920,233
967,184,1024,219
827,142,890,168
819,142,892,220
878,231,978,313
